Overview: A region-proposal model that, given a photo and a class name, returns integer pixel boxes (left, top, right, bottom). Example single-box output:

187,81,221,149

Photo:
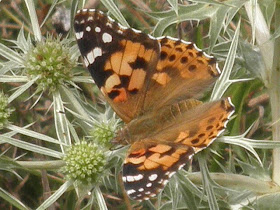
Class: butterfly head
112,126,131,146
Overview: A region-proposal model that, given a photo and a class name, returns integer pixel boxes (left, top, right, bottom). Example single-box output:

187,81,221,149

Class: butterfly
74,9,235,201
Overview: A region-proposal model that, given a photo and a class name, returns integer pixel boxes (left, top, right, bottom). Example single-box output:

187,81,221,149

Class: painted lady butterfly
74,9,235,201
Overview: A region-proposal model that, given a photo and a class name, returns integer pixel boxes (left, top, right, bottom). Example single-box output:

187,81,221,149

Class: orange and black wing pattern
123,98,234,201
74,9,235,202
143,37,221,111
74,9,160,123
123,141,194,201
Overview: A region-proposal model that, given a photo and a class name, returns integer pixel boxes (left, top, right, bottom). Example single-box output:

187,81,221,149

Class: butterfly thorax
115,114,159,145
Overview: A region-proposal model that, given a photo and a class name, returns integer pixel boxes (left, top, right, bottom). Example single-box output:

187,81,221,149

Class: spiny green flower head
25,36,75,92
90,122,115,147
0,92,14,129
63,141,106,184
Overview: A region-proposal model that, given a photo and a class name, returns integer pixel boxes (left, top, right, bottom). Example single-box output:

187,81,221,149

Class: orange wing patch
183,98,234,152
152,72,171,86
142,37,221,112
128,69,146,91
156,37,220,80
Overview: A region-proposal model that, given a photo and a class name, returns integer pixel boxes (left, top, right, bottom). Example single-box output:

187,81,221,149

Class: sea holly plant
1,0,280,209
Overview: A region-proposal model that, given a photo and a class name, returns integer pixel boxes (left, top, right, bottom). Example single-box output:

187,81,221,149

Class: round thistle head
63,141,106,184
90,122,115,147
0,92,14,129
25,36,75,92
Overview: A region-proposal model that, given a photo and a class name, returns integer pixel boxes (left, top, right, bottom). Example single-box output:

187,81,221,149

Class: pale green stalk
17,160,65,169
188,172,280,194
244,2,280,185
24,0,42,41
270,8,280,186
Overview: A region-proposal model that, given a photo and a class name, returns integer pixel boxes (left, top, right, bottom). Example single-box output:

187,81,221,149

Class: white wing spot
149,174,158,182
126,176,135,182
168,171,176,178
106,22,113,27
156,36,165,40
80,19,85,24
145,191,151,195
87,16,93,21
134,174,144,181
86,26,91,32
95,27,101,32
122,176,127,182
181,39,192,45
107,16,115,22
85,48,102,65
166,36,179,41
86,51,95,64
178,164,185,170
93,47,102,57
84,57,89,67
163,180,168,185
127,189,136,195
75,31,84,40
146,183,152,187
149,174,158,181
148,34,156,40
102,32,112,43
193,43,202,52
203,51,213,59
138,188,144,192
132,28,141,33
118,23,128,30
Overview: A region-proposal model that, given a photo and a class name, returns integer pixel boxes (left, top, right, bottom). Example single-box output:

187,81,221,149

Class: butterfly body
74,9,235,201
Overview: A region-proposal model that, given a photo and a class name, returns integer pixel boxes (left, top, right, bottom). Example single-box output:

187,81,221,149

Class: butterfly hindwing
123,98,234,200
156,98,235,152
123,140,194,201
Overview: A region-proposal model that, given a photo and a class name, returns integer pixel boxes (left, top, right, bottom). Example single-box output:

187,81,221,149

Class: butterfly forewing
143,37,221,112
74,9,160,123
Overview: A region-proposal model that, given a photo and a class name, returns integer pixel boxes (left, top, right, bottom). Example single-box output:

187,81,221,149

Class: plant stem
244,3,273,85
245,2,280,186
17,160,65,169
270,8,280,186
188,172,280,194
